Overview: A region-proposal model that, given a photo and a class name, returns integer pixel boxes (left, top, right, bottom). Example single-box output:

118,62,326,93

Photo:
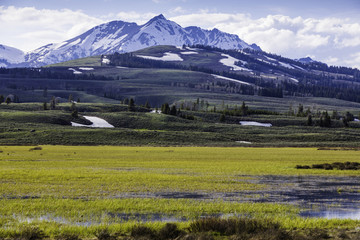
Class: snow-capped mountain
24,14,260,67
0,44,25,68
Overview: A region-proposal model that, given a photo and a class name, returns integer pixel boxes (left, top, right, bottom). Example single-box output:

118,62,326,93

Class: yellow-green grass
1,146,359,198
1,146,360,234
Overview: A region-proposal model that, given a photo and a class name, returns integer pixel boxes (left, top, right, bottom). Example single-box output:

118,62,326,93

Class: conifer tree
128,98,135,111
170,105,177,116
50,97,56,110
220,114,226,122
145,100,151,109
161,103,170,114
5,97,11,105
240,101,248,116
307,114,312,126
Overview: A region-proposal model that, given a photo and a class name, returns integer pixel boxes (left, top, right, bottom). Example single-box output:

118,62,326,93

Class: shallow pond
300,208,360,220
13,175,360,224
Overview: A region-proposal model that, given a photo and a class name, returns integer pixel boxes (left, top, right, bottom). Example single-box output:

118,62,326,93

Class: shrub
158,223,185,240
55,232,81,240
29,146,42,151
306,228,331,240
180,233,214,240
299,162,360,170
296,165,310,169
94,228,117,240
130,225,157,239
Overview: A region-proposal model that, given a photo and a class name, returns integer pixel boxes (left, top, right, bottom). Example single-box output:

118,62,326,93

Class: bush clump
158,223,185,240
29,146,42,151
296,162,360,170
130,225,157,239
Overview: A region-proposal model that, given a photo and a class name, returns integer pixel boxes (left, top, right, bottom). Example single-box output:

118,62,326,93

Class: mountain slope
0,44,25,68
24,14,259,67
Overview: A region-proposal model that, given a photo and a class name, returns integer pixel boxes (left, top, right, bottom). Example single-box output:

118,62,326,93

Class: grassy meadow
1,102,360,147
1,146,360,238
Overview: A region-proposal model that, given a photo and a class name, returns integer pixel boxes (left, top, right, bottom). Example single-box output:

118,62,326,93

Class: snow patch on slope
79,67,94,71
180,51,198,55
71,116,114,128
279,62,295,69
211,74,251,86
136,52,183,61
289,77,299,83
240,121,272,127
68,68,82,74
219,54,250,71
235,141,252,144
102,58,110,64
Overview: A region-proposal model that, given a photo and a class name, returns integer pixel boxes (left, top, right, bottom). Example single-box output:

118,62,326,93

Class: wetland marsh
0,146,360,238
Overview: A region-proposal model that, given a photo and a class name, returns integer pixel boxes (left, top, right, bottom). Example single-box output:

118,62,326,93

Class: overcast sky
1,0,360,68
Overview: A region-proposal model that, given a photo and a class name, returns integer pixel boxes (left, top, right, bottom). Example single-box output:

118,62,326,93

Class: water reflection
301,209,360,220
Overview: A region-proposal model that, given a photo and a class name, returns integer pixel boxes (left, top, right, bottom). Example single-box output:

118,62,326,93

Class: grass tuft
11,225,47,240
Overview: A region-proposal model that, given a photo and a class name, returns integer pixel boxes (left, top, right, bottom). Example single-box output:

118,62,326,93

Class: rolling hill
1,44,360,114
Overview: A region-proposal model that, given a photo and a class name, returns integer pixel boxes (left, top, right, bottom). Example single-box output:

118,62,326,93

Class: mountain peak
21,15,258,67
149,14,167,22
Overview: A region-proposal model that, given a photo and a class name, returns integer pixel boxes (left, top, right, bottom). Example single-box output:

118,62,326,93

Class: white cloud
115,11,157,24
295,34,329,48
337,37,360,48
0,6,104,51
345,52,360,69
324,56,339,65
171,12,360,68
169,6,186,14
